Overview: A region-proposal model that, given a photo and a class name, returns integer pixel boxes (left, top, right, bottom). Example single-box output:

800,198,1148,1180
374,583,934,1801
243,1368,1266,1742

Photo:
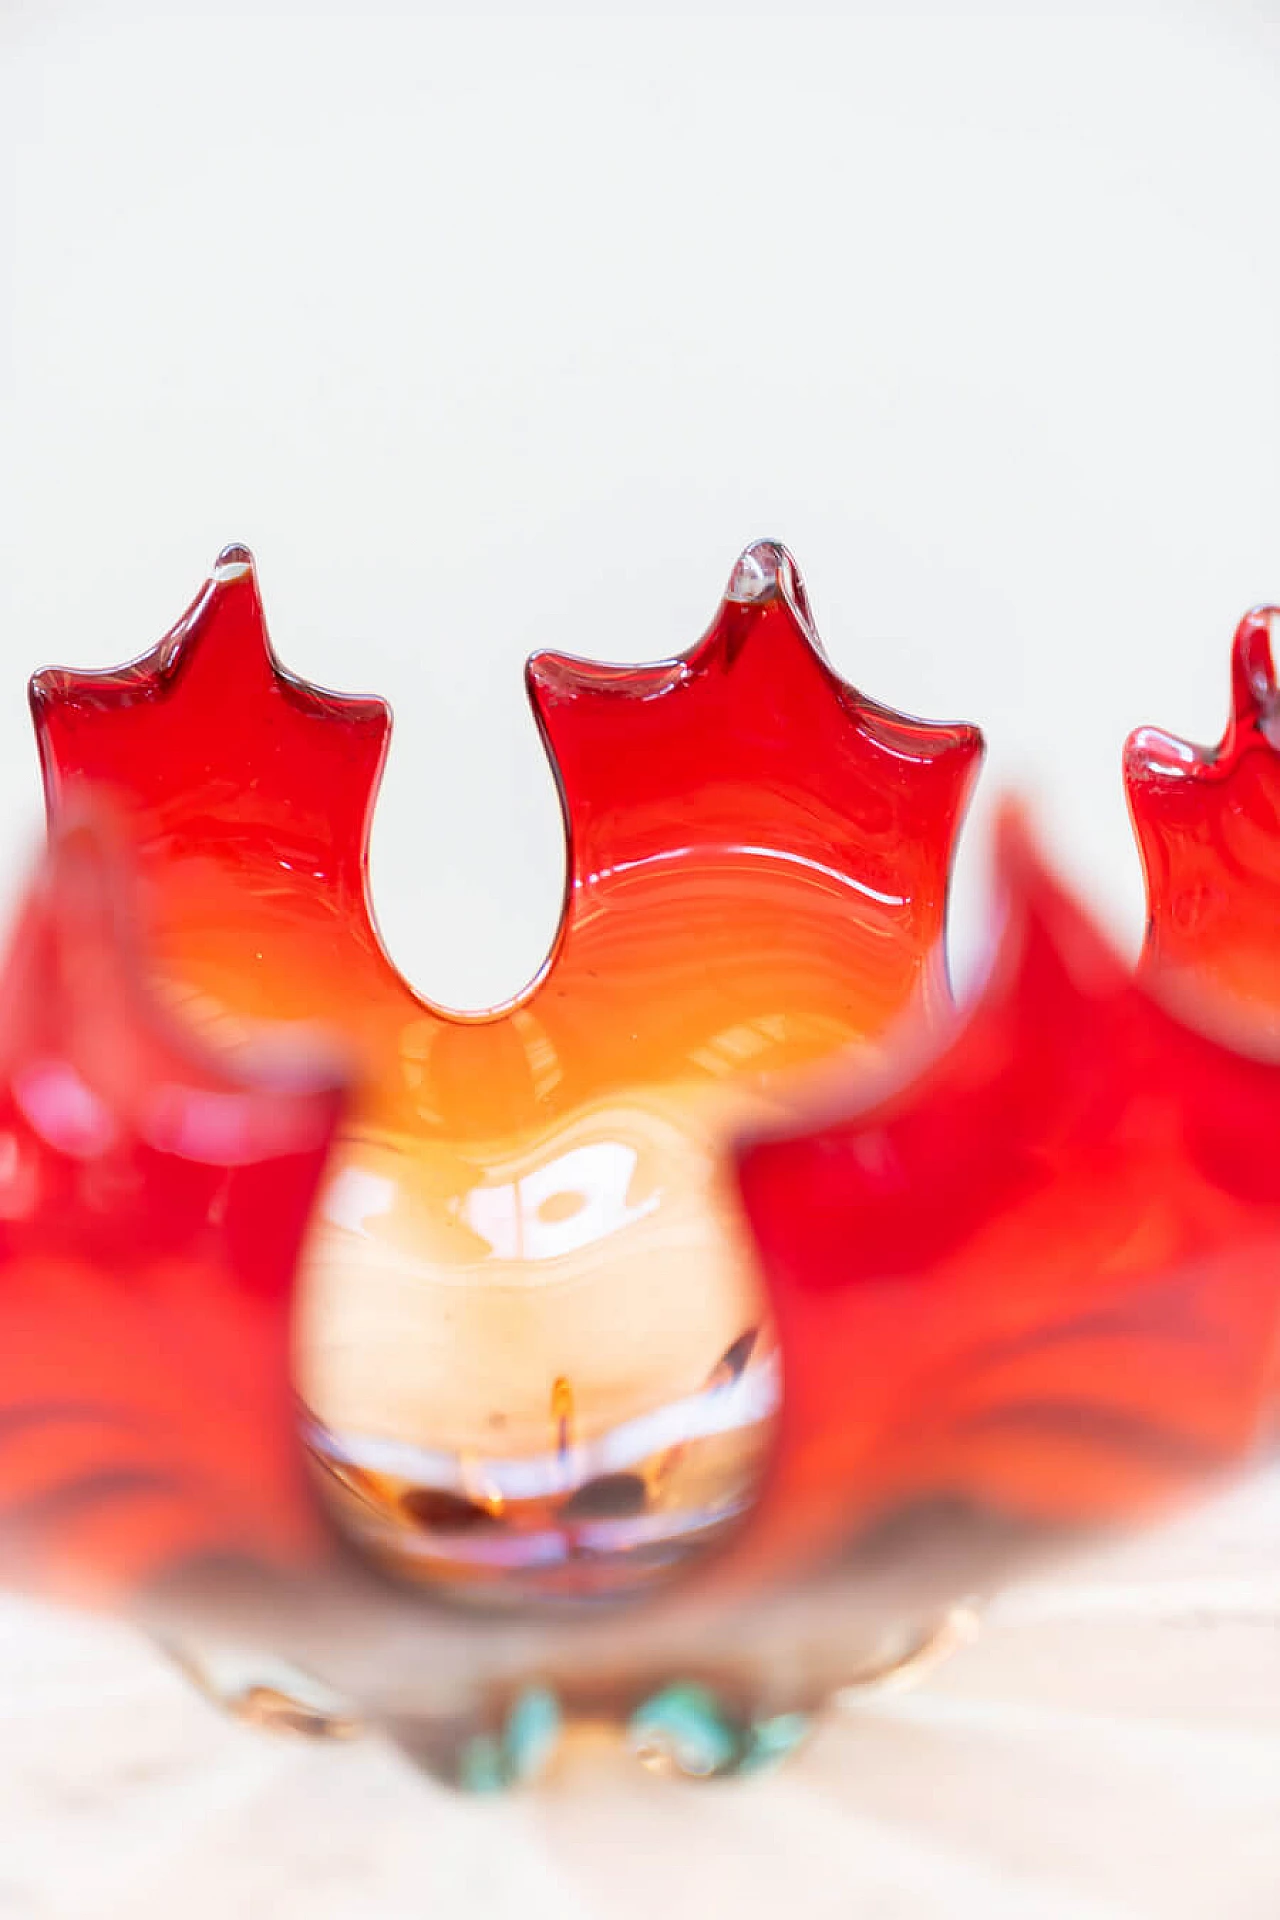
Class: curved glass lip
29,536,983,1028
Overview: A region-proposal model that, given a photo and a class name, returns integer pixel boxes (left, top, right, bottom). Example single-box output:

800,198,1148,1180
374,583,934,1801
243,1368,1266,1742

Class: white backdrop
2,5,1280,1916
3,1,1279,1005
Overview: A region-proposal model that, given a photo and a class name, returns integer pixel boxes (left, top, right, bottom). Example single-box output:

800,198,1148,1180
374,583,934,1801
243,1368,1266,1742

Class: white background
3,1,1279,1008
3,7,1280,1916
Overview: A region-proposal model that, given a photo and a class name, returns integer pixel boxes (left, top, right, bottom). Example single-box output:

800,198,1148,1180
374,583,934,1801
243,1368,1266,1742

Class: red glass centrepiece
2,552,1277,1786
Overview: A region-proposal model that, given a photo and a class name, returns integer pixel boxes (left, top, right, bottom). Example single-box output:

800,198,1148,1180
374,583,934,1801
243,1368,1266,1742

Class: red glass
30,541,982,1610
0,811,344,1606
734,810,1280,1596
9,548,1280,1786
1126,606,1280,1036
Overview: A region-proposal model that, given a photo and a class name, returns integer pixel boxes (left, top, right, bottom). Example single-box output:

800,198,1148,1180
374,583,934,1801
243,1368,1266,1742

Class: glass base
163,1606,978,1791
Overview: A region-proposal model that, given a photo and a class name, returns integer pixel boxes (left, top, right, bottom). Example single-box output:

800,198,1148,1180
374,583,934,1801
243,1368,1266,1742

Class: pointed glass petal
1126,607,1280,1038
0,811,345,1605
735,814,1280,1599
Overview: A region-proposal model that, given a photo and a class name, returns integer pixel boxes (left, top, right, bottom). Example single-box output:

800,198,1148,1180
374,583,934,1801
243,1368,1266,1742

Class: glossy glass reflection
32,540,981,1604
1126,606,1280,1039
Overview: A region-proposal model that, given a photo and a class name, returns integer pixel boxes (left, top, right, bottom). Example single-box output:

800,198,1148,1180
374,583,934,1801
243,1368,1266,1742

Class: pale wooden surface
1,1474,1277,1920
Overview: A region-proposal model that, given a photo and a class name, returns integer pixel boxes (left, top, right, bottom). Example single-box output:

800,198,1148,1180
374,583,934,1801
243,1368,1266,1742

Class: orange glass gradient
31,541,982,1602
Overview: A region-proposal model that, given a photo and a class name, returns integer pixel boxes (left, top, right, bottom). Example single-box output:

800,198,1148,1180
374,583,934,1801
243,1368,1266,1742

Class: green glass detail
735,1711,811,1776
627,1682,740,1778
457,1732,509,1795
454,1685,563,1794
503,1685,563,1783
